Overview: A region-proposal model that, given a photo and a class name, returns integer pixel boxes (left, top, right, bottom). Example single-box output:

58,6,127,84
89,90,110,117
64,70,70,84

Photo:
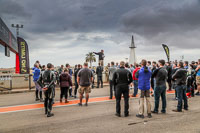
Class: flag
17,37,30,74
162,44,170,62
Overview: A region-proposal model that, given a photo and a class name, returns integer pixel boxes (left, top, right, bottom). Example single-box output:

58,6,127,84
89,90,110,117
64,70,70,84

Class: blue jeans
154,79,156,90
133,80,138,96
154,85,166,112
176,85,188,111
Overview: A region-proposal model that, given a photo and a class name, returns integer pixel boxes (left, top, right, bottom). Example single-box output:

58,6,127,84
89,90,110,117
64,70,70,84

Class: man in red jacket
132,64,140,97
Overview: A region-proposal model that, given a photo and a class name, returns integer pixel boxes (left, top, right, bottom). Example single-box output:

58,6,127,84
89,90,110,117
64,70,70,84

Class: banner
0,17,18,53
17,37,30,74
162,44,170,62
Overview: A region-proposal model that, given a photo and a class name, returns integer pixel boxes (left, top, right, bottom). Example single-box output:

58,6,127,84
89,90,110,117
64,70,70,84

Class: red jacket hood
132,67,140,80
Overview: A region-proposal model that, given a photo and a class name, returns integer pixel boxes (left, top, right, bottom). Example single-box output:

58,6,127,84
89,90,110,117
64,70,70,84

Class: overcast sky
0,0,200,68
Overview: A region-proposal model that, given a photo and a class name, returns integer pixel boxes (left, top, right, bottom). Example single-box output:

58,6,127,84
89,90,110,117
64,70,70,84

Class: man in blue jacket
136,59,152,118
33,63,43,101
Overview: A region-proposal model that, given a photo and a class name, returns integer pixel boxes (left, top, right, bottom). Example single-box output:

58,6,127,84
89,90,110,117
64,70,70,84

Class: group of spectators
32,60,103,117
108,59,200,118
32,58,200,118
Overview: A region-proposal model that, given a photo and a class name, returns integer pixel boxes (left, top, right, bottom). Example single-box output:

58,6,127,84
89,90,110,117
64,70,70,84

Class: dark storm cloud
1,0,148,34
121,0,200,35
2,0,199,38
0,0,31,18
1,0,200,67
120,0,200,48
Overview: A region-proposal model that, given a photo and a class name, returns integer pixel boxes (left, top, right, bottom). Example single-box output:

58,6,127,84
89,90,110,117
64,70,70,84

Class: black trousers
151,78,154,90
92,79,95,88
44,90,53,113
74,82,79,96
69,87,72,96
60,87,69,99
35,90,43,99
116,84,129,115
167,79,172,90
109,80,116,98
97,76,103,87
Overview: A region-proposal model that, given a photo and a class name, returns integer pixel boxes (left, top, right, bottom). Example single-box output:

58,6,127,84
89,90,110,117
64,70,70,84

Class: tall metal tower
11,24,23,37
129,35,136,65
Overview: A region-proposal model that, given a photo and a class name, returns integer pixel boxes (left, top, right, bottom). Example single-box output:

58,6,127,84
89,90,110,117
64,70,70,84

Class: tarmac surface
0,86,200,133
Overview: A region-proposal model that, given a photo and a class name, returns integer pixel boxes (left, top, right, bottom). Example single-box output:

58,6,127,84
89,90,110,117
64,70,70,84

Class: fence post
10,75,12,90
29,74,31,90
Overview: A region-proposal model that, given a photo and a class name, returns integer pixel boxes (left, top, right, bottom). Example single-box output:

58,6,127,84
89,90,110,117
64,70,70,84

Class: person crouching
59,69,72,103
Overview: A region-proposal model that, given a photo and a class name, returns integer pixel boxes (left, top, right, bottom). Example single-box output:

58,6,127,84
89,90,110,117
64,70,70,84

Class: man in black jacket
113,61,133,117
166,62,172,91
172,61,188,112
96,63,104,88
38,63,56,117
93,50,105,66
151,60,168,114
151,61,157,90
74,64,81,98
172,63,178,99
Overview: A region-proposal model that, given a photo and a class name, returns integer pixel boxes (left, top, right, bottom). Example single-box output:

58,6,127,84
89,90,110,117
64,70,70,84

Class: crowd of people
32,61,98,117
32,59,200,118
110,59,200,118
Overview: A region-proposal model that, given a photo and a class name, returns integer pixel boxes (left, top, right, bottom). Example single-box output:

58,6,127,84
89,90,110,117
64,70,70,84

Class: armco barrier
0,72,109,91
0,74,34,90
0,75,12,90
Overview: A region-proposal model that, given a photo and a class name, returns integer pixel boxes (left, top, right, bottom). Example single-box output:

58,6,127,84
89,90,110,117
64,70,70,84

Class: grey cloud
1,0,146,34
121,0,200,37
0,0,31,19
118,0,200,49
1,0,200,68
2,0,200,37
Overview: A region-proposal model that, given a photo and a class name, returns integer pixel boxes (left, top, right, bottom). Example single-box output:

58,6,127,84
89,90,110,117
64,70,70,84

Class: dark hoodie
59,73,72,87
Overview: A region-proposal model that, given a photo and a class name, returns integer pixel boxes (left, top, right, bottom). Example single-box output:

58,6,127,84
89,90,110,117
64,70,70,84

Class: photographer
93,50,105,66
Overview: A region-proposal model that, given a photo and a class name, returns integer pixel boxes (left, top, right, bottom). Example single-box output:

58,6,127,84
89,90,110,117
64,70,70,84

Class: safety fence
0,74,33,91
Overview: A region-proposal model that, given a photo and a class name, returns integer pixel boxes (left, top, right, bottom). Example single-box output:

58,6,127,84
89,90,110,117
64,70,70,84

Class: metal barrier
0,74,33,91
0,73,109,92
0,75,12,90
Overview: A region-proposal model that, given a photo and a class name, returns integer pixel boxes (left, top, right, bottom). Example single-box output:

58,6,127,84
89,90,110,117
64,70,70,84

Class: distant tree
85,52,96,67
